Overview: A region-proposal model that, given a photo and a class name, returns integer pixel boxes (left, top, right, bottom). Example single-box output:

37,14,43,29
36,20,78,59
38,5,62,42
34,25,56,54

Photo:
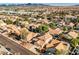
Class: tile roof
69,22,74,27
37,33,52,42
55,42,69,52
7,24,20,36
46,39,60,48
49,28,62,35
35,40,45,47
34,33,52,48
26,32,38,41
68,31,78,39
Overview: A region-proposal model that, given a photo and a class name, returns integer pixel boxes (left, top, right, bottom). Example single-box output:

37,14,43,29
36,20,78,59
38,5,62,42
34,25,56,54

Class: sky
0,0,79,6
0,0,79,3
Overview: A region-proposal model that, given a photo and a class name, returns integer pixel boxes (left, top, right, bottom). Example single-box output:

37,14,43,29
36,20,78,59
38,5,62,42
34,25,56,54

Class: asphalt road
0,34,35,55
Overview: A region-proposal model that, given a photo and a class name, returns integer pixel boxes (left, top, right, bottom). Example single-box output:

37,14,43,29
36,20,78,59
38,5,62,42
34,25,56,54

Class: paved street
0,34,35,55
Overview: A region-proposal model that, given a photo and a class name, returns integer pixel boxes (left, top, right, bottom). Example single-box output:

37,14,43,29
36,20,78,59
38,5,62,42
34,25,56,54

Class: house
26,32,38,42
36,18,49,24
59,20,66,26
0,20,6,27
68,31,78,39
37,33,52,40
69,22,74,27
55,41,70,53
20,21,29,27
46,39,60,48
35,40,45,48
7,24,20,36
54,16,60,19
28,23,41,32
65,15,76,19
49,28,62,35
41,19,49,24
37,33,52,44
35,33,52,48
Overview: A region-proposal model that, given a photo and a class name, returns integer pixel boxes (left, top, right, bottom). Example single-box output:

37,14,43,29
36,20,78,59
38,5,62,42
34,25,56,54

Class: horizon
0,3,79,6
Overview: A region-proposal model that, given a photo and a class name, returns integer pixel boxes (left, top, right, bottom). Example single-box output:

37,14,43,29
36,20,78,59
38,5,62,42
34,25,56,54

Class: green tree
5,19,13,24
24,17,31,23
13,19,20,26
63,26,68,31
37,24,49,33
77,18,79,23
71,39,79,48
49,22,57,29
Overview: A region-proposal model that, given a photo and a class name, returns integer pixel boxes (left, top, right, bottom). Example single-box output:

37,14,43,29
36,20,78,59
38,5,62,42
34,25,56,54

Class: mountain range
0,3,50,6
0,3,79,6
